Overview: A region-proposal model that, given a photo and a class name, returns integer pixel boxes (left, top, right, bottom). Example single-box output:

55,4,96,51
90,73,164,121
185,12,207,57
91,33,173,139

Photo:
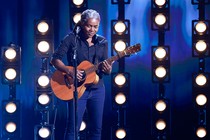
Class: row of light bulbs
152,0,170,138
192,0,210,139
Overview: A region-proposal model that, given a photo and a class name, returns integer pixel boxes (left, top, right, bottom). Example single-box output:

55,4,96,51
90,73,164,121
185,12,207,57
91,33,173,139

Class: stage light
34,124,54,140
152,98,170,138
37,75,50,88
195,21,208,35
114,21,126,35
155,47,167,60
2,100,20,115
35,91,54,111
73,0,84,6
111,72,130,109
155,66,167,79
195,40,208,53
37,21,49,35
2,100,21,138
73,13,82,24
111,19,130,59
193,73,209,88
39,127,50,138
154,0,167,7
35,39,53,57
155,99,166,112
5,122,17,133
114,74,126,87
192,20,210,57
155,14,167,26
116,128,126,139
70,0,87,29
1,45,21,85
5,102,17,114
4,68,17,80
34,19,54,57
196,127,206,138
112,20,130,35
151,0,170,31
192,73,210,109
115,93,126,105
110,73,132,110
156,119,166,130
38,93,50,105
37,41,50,53
196,94,207,106
36,73,52,94
195,74,207,86
4,48,17,61
192,20,209,36
152,46,170,83
111,126,129,140
114,40,126,52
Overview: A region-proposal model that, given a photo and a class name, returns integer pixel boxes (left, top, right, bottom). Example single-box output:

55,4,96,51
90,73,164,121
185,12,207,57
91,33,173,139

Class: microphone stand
72,27,80,140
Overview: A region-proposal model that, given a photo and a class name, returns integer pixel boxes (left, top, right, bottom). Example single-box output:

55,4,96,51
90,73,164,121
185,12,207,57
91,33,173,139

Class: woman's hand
65,67,84,81
77,70,84,82
101,60,113,74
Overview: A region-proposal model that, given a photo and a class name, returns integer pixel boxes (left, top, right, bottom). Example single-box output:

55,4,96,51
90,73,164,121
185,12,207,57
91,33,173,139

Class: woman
51,9,113,140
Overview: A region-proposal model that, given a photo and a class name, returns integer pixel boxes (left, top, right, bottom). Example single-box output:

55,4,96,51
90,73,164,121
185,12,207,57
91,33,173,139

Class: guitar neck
85,52,125,75
85,43,141,75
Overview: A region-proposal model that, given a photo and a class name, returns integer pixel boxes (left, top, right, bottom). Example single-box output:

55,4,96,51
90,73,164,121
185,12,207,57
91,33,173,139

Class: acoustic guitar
50,43,141,101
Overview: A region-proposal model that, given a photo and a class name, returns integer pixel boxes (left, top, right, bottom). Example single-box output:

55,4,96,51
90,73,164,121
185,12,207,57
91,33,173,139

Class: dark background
1,0,210,140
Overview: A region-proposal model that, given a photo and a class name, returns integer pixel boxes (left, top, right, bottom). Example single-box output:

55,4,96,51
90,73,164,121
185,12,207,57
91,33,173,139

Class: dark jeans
64,86,105,140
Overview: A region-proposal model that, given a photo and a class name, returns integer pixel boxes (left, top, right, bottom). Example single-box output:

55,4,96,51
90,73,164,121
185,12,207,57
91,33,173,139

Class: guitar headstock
124,43,141,55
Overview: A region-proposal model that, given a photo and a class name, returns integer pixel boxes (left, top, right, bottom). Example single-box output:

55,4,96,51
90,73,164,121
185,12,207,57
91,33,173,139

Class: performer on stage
51,9,113,140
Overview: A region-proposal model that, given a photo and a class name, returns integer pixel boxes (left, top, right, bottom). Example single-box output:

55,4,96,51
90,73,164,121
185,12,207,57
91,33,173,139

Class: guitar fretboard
85,55,120,75
85,43,141,75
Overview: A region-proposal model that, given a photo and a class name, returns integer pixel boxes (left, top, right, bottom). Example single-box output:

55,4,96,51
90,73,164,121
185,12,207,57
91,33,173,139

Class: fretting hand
101,60,113,74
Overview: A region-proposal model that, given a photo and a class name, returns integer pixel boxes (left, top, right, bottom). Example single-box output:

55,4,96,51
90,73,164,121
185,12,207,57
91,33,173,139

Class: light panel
69,0,87,29
111,72,130,109
152,98,170,138
192,20,210,57
151,0,170,31
2,100,21,139
34,19,54,57
1,45,21,85
152,46,170,83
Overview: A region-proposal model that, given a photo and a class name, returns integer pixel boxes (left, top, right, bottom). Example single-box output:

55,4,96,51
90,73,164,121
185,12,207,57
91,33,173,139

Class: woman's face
82,18,100,39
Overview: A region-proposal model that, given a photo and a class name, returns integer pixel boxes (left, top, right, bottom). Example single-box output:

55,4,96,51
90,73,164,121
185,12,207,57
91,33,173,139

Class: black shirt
52,32,108,88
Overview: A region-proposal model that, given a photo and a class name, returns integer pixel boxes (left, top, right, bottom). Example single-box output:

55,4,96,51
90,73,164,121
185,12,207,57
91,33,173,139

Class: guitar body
50,61,99,101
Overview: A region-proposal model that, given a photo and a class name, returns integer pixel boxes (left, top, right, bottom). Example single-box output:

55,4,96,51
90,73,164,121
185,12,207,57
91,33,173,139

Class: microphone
75,26,81,34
